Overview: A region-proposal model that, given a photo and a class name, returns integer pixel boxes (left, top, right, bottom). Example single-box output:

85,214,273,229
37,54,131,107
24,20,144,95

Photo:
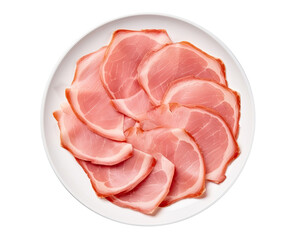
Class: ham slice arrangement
139,104,239,183
138,42,227,105
125,127,205,206
65,47,126,141
108,154,175,214
162,76,240,137
54,29,241,215
101,29,172,119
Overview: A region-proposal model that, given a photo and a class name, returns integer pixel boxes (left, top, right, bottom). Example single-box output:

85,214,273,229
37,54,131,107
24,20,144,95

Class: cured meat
123,116,136,132
53,103,133,165
162,77,240,137
138,42,227,105
100,29,172,119
111,90,154,120
108,154,175,214
101,30,172,99
125,127,205,206
77,149,155,197
53,28,242,214
65,47,125,141
140,104,240,183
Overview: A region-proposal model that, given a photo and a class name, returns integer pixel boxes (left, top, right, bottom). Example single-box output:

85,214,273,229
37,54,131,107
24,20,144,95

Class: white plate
41,14,255,226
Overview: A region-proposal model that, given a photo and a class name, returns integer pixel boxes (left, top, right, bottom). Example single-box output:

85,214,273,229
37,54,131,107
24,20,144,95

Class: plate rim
40,13,256,226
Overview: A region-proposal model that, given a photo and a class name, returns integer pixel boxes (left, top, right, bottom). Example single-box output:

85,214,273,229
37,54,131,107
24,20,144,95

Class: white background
0,0,291,239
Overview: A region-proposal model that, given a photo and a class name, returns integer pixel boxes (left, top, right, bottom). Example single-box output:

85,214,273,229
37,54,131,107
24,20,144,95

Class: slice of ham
140,104,240,183
125,127,205,206
77,149,155,197
53,103,133,165
100,29,172,119
138,42,227,105
108,154,175,214
163,77,240,137
65,47,125,141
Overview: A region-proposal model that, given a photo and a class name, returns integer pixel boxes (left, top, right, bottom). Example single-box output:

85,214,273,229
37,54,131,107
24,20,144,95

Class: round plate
41,14,255,226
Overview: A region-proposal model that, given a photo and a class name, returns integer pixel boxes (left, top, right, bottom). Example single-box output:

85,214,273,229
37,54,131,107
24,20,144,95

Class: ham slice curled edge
77,149,155,197
66,47,126,141
138,42,227,106
162,76,240,138
53,103,133,165
108,154,175,214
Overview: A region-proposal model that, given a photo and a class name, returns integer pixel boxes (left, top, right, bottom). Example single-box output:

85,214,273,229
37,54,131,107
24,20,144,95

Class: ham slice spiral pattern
53,29,241,215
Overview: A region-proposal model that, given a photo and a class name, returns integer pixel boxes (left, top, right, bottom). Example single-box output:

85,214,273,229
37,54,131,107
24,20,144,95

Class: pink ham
65,47,125,141
140,104,240,183
53,103,133,165
138,42,227,105
108,154,175,214
163,77,240,137
100,29,172,119
125,127,205,206
111,90,154,120
77,149,155,197
123,116,136,132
